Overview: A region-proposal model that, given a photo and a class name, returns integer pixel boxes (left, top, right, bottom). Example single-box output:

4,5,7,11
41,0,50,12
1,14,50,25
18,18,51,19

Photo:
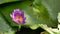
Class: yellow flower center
15,15,23,22
19,16,23,22
15,16,19,20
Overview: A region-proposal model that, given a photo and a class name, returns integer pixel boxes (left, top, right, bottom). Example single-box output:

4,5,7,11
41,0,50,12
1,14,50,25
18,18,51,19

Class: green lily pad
0,0,20,4
40,0,60,27
0,13,11,32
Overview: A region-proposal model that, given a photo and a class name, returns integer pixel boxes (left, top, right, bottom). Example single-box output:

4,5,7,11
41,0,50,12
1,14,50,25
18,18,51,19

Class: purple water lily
10,9,26,24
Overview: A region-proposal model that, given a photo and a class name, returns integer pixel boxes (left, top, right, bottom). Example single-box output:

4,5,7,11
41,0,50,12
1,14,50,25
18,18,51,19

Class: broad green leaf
32,0,57,27
30,25,39,30
39,24,59,34
41,0,60,20
58,13,60,23
57,31,60,34
40,0,60,27
39,24,55,34
0,14,11,32
4,30,15,34
0,0,20,4
0,30,15,34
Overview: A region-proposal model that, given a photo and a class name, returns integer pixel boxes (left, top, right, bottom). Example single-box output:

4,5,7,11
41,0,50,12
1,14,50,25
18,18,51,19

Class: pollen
19,16,23,22
15,15,23,23
15,15,19,20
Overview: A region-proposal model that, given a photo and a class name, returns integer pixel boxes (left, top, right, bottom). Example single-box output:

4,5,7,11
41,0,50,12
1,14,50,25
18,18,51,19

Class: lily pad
0,13,11,32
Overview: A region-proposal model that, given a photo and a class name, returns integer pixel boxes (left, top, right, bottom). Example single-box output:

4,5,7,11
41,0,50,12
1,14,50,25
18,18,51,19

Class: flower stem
18,24,21,30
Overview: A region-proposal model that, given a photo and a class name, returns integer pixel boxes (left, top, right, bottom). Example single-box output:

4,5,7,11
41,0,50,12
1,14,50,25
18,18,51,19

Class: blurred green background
0,0,60,34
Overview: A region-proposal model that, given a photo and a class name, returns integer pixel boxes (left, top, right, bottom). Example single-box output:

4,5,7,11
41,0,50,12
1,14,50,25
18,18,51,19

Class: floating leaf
0,0,20,4
0,13,11,32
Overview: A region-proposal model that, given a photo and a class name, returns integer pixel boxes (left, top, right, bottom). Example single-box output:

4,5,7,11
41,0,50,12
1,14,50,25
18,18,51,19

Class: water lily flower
10,9,26,24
